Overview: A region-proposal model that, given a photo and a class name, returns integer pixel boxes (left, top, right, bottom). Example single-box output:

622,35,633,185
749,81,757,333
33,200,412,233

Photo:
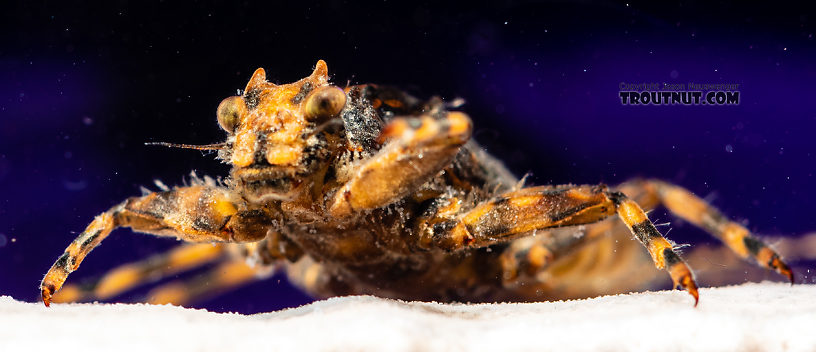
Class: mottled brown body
41,61,793,307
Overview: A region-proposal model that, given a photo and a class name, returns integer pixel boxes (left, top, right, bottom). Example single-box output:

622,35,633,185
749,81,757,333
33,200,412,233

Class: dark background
2,1,815,313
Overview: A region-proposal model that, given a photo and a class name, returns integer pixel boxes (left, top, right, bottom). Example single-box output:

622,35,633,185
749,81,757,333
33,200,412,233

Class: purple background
2,2,815,313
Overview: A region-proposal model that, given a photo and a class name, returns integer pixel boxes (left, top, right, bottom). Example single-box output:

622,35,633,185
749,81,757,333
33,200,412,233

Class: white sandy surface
1,282,814,352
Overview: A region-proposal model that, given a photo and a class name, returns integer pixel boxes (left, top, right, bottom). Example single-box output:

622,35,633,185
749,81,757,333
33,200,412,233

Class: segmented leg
41,185,274,306
499,220,620,284
56,230,303,305
617,179,794,283
284,256,339,298
419,184,699,304
329,110,472,217
499,220,662,300
500,231,577,284
50,243,227,304
146,259,269,306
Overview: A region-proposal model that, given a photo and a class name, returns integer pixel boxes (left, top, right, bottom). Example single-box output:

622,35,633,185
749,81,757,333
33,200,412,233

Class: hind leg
53,230,302,305
148,232,306,306
146,258,272,306
499,219,662,300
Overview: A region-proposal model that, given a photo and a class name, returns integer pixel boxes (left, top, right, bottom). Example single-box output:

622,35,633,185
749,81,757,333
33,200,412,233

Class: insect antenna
145,142,229,150
307,118,344,137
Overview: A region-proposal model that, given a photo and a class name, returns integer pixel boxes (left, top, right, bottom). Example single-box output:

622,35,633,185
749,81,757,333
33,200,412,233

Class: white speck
783,47,787,51
725,144,733,153
504,21,508,25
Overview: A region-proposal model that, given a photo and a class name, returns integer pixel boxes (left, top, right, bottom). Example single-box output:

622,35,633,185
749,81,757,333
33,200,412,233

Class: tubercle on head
242,60,330,103
214,60,345,169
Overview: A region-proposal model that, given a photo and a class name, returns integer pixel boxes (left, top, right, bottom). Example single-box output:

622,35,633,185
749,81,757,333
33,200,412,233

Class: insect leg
145,259,270,306
617,179,793,283
81,232,302,305
283,256,339,299
499,231,572,283
41,185,274,306
329,110,472,217
499,220,622,284
50,243,227,304
419,184,699,304
499,220,666,301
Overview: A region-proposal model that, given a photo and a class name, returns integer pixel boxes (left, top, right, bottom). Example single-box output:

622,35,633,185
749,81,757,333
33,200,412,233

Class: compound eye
216,96,247,133
303,86,346,122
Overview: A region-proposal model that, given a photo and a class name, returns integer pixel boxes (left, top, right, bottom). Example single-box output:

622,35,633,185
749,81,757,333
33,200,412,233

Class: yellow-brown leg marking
329,111,472,217
41,185,272,306
501,221,665,301
147,259,262,306
420,184,699,304
283,256,352,299
420,185,616,250
500,219,630,286
619,179,793,283
611,194,698,305
50,243,227,303
500,235,559,283
42,212,116,306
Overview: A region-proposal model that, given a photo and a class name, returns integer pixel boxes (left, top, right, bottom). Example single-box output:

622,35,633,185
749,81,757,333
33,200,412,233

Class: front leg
41,185,275,306
329,110,472,217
